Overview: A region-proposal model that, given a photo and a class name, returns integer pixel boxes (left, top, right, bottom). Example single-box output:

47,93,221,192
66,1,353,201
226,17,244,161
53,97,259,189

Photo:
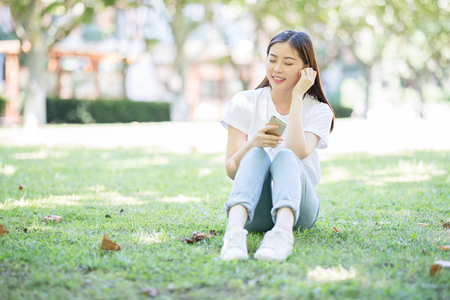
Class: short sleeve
220,92,252,135
304,103,333,149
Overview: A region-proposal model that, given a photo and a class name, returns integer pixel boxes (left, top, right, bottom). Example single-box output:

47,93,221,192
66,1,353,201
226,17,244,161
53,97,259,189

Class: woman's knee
249,146,269,155
243,146,270,162
272,149,297,164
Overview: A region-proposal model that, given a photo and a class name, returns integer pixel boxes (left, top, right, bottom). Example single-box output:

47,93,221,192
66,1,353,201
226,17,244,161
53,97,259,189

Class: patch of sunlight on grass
100,153,111,160
212,154,225,163
2,193,145,209
372,161,447,177
1,198,30,209
316,152,335,161
365,174,434,185
198,168,211,177
98,192,144,205
321,167,351,183
12,150,69,160
107,157,170,169
135,191,160,196
162,195,202,203
87,185,106,192
0,163,16,175
13,151,49,160
364,180,386,186
135,232,165,245
307,265,356,282
1,195,87,209
44,195,87,206
379,174,432,183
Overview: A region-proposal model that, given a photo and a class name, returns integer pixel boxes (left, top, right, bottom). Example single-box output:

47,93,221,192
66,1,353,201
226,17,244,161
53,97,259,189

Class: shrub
46,98,171,124
0,97,6,115
332,104,353,118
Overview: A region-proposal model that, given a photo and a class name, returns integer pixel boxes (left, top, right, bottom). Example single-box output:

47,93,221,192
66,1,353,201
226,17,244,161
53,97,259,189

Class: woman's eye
269,60,276,63
285,64,293,66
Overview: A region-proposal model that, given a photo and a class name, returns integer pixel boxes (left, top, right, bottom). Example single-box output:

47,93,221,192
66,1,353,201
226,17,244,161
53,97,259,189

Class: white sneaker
220,228,249,260
254,228,294,262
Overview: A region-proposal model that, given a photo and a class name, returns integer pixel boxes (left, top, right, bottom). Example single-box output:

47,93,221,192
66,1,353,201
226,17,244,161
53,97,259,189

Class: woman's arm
284,97,320,160
284,68,320,160
225,124,283,180
225,126,251,180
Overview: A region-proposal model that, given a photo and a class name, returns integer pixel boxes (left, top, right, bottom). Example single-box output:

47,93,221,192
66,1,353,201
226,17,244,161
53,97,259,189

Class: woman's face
266,42,305,92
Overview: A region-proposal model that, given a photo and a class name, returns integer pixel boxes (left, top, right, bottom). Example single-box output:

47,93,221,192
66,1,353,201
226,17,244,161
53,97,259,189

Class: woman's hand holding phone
250,124,284,148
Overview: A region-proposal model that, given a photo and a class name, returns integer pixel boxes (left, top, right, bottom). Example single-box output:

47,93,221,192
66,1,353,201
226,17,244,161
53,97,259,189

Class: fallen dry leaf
105,214,111,218
120,209,124,213
248,273,266,286
80,265,93,273
142,287,159,298
418,223,430,226
100,234,121,251
180,230,217,244
0,225,9,236
190,145,198,153
166,283,181,293
333,227,339,233
19,184,23,190
436,244,450,250
42,215,62,223
423,248,430,255
441,220,450,229
86,266,93,272
430,260,450,277
376,222,391,225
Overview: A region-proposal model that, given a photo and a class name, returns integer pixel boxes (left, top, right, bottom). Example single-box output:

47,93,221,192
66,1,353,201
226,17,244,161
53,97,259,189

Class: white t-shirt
220,86,333,186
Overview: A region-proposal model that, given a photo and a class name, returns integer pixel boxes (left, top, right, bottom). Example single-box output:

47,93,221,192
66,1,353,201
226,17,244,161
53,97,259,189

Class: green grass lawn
1,146,449,300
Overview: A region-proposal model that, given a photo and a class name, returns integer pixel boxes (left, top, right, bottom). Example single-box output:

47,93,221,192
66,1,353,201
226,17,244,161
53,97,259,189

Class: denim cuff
224,197,256,224
270,200,300,225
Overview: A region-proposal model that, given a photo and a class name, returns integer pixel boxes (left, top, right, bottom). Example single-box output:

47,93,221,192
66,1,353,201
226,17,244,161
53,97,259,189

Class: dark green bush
46,98,171,124
0,97,6,115
332,104,353,118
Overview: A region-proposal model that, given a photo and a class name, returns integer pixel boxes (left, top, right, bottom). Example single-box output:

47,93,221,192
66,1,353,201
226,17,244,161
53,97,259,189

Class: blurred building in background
0,0,449,125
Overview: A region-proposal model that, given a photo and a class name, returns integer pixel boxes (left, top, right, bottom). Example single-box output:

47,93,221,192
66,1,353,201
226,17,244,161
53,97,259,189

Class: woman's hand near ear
292,68,317,99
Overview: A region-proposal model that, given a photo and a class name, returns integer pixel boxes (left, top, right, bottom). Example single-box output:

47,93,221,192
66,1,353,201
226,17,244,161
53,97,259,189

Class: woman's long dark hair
256,30,335,132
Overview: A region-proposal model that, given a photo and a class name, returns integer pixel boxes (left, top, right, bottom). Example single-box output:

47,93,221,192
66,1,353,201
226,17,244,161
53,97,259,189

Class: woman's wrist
246,137,256,149
291,93,305,106
292,91,305,101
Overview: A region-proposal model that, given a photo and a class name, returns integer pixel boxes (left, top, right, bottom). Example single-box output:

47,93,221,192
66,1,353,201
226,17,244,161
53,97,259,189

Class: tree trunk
417,80,425,119
171,62,189,121
169,10,190,121
168,6,205,121
362,64,372,119
121,58,128,99
24,42,48,127
416,75,426,119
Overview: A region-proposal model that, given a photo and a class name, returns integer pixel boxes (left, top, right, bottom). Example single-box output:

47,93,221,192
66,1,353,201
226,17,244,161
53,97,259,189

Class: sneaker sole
220,248,249,261
220,254,249,261
254,252,287,262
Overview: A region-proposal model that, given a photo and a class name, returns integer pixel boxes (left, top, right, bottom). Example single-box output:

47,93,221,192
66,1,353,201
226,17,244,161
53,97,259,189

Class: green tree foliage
3,0,116,126
256,0,450,115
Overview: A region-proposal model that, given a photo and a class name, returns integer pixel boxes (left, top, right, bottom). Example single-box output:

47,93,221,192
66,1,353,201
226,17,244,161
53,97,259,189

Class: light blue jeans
225,147,320,232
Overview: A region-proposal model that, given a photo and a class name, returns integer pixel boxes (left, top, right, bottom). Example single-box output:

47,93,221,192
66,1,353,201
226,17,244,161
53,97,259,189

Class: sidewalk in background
1,119,450,155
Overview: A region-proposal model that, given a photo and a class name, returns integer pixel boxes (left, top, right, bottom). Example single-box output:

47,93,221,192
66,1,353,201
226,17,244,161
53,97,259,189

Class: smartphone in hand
266,115,287,136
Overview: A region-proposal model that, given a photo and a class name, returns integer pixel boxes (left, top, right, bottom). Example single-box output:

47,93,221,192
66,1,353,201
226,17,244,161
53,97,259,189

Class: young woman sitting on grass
219,30,335,262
